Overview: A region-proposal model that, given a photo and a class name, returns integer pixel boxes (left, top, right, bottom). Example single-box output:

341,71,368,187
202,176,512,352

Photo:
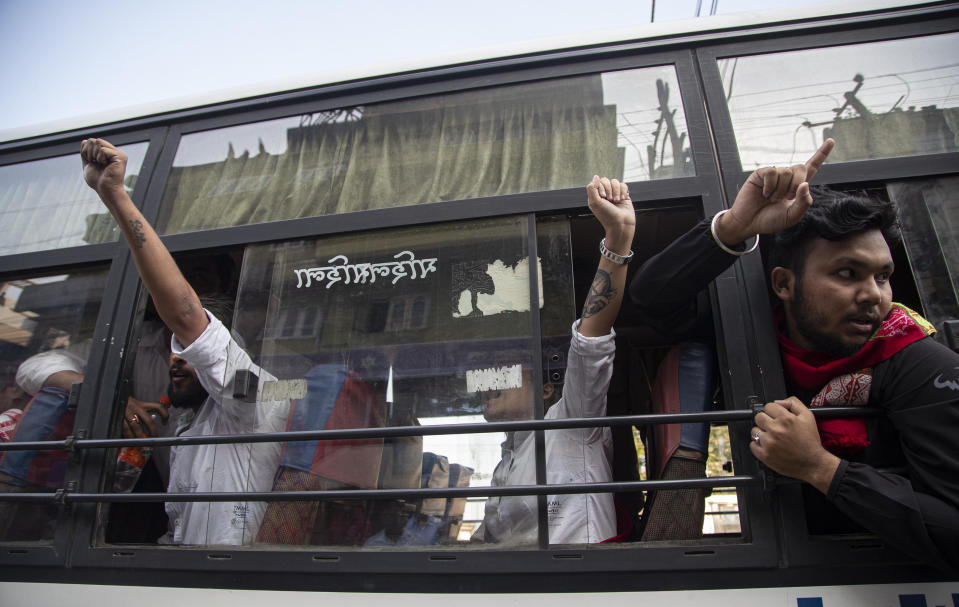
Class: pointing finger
805,138,834,182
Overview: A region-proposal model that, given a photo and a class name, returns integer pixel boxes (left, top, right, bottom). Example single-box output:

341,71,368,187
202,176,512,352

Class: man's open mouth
169,368,191,383
848,315,879,334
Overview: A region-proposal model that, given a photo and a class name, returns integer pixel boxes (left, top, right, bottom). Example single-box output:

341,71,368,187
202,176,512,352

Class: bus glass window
566,207,745,543
223,215,573,548
101,249,242,545
0,266,110,542
0,143,149,256
703,425,740,535
155,65,692,235
888,176,959,336
718,32,959,169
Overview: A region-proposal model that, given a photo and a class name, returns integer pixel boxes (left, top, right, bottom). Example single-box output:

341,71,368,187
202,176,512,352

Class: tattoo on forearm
129,219,146,249
582,269,617,318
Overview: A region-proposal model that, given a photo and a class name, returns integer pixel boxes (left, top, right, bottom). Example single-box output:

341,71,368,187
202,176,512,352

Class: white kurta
478,320,616,545
163,312,289,546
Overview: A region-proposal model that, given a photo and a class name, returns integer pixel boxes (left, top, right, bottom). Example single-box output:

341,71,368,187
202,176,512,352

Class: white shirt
163,312,290,546
478,321,616,545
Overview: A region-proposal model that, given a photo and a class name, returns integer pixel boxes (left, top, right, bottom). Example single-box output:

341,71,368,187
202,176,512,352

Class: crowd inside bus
1,5,958,595
1,134,955,571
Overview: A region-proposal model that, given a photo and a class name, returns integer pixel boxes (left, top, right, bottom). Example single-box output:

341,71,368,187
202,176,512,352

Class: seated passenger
15,321,171,472
80,138,290,545
14,252,236,490
630,138,959,571
472,175,634,545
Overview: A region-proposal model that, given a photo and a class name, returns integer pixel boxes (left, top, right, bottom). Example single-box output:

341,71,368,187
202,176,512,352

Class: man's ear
770,267,795,302
542,382,555,402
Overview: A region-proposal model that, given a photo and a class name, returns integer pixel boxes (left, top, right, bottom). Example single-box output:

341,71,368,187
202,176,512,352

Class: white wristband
710,210,759,257
599,238,633,265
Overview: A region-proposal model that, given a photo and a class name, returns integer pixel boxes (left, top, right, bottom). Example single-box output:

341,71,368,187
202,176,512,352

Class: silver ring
750,429,762,444
129,415,140,425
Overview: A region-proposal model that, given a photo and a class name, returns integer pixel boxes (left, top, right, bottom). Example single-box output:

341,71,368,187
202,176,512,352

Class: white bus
1,2,957,604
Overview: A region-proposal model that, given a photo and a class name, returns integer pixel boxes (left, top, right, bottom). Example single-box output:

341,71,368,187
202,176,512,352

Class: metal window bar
0,407,881,505
526,212,549,548
0,406,882,453
2,477,761,505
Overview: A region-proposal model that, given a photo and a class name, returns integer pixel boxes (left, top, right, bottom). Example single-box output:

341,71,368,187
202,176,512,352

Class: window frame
0,126,166,568
57,49,779,576
0,128,168,275
696,15,959,571
0,3,955,589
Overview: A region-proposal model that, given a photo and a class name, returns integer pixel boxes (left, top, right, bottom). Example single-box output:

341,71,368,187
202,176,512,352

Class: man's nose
857,277,883,305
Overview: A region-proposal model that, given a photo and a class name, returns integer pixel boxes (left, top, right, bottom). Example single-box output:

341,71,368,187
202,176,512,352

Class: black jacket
629,218,959,571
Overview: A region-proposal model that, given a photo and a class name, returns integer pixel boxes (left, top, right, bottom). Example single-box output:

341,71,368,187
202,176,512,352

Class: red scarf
777,303,935,455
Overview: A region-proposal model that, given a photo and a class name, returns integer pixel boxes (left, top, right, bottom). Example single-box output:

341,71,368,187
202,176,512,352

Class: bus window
0,144,150,256
0,266,110,542
889,176,959,337
567,206,744,543
718,32,959,169
154,65,692,235
222,215,568,548
100,249,243,545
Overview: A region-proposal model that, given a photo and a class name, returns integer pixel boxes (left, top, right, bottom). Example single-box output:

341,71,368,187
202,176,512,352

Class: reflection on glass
156,65,692,234
0,267,109,542
602,67,693,181
889,176,959,334
420,415,499,541
702,426,740,536
0,143,149,255
230,215,550,548
720,32,959,168
94,247,297,547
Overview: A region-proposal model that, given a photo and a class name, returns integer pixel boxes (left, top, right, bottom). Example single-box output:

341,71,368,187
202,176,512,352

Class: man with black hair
80,138,290,546
473,174,634,545
630,138,959,571
13,258,237,491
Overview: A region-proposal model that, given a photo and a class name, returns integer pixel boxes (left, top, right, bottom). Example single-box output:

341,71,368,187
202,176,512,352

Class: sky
0,0,934,139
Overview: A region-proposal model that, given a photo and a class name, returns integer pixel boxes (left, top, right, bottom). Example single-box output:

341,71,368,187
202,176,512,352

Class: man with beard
81,138,290,545
629,138,959,571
